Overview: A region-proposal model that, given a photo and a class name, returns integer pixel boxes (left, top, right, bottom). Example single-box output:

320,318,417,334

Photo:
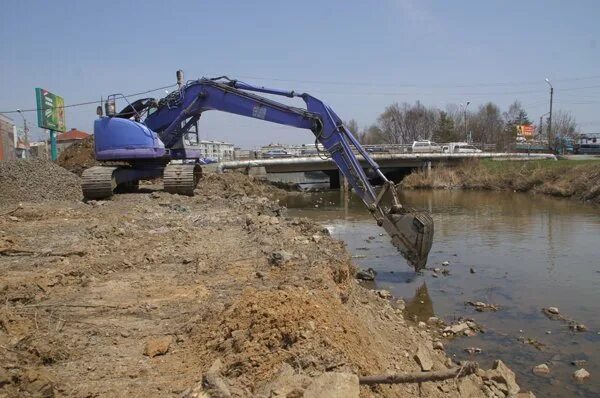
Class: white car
412,141,442,153
443,142,482,153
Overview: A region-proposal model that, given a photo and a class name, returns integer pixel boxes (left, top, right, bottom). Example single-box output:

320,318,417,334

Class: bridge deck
218,152,557,173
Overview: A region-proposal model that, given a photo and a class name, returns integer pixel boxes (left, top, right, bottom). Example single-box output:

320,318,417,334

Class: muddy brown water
280,187,600,398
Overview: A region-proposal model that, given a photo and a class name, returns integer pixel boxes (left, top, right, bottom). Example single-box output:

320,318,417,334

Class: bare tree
542,110,577,152
360,124,386,144
469,102,505,149
377,103,404,144
345,119,360,140
376,102,438,144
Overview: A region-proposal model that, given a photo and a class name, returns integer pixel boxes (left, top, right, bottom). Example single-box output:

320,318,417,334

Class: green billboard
35,88,66,132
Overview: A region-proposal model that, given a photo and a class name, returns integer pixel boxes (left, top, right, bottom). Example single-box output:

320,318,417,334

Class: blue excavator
83,71,433,268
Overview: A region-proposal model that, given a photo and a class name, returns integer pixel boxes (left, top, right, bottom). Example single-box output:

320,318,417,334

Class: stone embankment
402,159,600,204
0,167,535,397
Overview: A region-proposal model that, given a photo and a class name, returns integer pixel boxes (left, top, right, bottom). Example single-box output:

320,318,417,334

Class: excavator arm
143,77,433,268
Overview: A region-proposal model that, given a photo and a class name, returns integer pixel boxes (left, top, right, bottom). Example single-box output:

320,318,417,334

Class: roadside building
233,148,257,160
29,141,49,159
198,140,234,161
54,128,90,156
15,138,29,159
0,114,16,161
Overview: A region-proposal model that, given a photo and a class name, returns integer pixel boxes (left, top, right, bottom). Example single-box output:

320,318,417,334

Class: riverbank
0,167,534,397
401,159,600,204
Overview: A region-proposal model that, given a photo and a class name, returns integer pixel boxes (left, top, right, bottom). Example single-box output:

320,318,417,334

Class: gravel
0,158,82,204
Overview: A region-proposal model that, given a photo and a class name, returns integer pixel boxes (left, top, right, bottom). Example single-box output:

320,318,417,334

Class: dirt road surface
0,171,528,397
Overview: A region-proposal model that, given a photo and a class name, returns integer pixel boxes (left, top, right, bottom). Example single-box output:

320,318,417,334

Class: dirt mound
197,171,286,198
57,135,98,176
0,159,81,204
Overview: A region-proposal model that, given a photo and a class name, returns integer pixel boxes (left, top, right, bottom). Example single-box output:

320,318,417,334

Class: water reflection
403,282,435,322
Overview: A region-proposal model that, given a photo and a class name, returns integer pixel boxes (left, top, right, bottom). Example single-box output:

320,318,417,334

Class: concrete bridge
217,152,557,188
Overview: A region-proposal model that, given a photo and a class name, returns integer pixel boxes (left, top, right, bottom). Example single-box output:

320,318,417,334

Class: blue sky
1,0,599,148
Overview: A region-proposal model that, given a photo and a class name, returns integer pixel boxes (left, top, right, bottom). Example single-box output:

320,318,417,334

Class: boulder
355,268,376,281
269,251,292,266
414,344,433,371
516,392,536,398
303,372,359,398
457,374,483,398
445,322,469,334
573,368,590,383
532,363,550,376
144,335,173,357
485,360,520,396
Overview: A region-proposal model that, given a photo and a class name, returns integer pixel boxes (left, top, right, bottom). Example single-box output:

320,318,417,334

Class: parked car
442,142,482,153
263,149,293,158
412,140,442,153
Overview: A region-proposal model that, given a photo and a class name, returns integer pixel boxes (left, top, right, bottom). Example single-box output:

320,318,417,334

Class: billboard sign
35,88,66,132
518,124,535,138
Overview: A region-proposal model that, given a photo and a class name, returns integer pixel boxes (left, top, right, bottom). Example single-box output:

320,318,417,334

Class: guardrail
220,152,557,172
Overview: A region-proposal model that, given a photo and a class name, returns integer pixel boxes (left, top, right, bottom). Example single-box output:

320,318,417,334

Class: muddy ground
1,171,532,397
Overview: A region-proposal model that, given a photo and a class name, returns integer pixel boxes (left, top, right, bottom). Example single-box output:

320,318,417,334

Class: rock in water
573,368,590,383
355,267,376,281
532,363,550,376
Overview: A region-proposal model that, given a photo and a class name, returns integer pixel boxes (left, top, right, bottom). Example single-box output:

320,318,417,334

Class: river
279,185,600,397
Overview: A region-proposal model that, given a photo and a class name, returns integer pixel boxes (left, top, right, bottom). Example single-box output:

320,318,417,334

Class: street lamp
545,78,553,142
16,109,29,158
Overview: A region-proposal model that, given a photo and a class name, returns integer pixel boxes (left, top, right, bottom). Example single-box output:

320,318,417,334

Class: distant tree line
345,100,577,151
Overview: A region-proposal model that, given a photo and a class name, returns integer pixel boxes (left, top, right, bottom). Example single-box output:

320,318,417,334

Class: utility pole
545,78,553,143
16,109,29,158
464,101,470,142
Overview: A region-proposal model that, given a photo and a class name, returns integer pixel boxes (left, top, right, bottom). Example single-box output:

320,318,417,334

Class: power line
0,83,176,114
222,73,600,90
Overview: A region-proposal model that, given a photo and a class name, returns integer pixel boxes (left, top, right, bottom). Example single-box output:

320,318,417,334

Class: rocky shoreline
0,169,534,397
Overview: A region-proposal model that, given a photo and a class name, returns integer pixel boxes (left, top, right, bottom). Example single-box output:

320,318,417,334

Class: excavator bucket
381,207,434,270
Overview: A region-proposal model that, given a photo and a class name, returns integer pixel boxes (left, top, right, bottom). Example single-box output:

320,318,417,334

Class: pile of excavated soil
0,159,81,204
58,135,98,176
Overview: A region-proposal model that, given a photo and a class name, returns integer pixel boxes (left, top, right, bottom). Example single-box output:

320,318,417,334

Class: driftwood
0,204,22,216
359,361,478,385
0,248,86,257
23,303,121,309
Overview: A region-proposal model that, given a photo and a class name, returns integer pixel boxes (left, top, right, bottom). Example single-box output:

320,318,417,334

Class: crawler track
81,166,119,200
163,164,202,196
